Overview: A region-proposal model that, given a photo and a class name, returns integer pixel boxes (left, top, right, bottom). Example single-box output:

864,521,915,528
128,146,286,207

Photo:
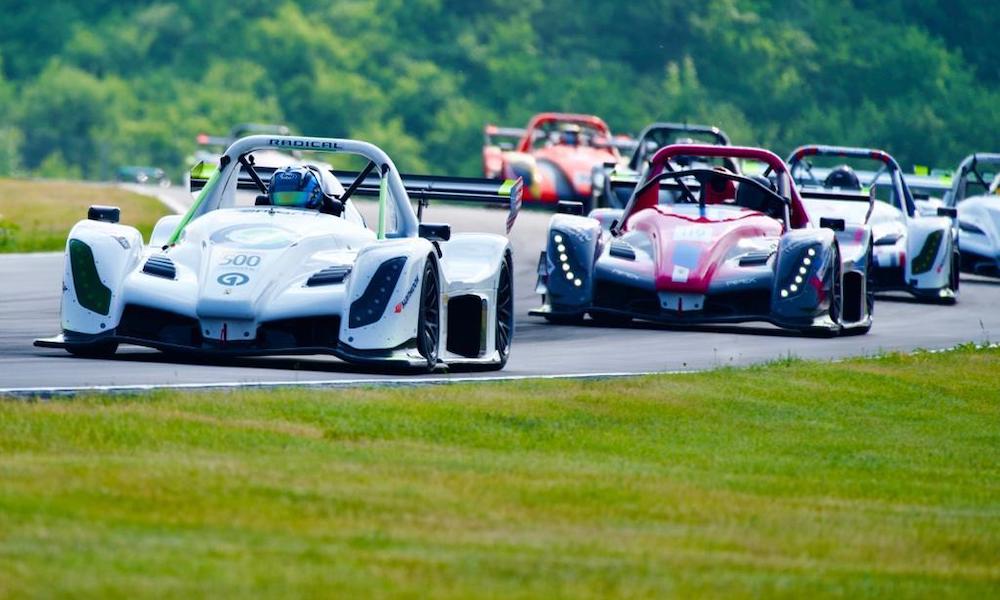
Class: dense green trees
0,0,996,180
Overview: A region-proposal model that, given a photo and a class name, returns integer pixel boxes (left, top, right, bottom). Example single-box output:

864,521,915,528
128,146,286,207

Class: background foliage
0,0,997,180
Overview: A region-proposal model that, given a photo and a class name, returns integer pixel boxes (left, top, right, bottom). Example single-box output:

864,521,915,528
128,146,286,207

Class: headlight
911,230,943,275
68,239,112,315
348,257,406,328
778,246,817,299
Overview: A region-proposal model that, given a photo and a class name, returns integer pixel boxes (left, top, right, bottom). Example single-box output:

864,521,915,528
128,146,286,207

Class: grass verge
0,347,998,598
0,178,172,252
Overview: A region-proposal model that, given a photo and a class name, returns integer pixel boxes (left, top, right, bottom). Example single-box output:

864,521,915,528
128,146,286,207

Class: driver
267,166,342,215
825,165,862,190
559,123,582,146
704,166,736,205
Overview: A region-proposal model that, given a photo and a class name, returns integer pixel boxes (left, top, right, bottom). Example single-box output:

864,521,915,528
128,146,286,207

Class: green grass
1,348,998,598
0,178,172,252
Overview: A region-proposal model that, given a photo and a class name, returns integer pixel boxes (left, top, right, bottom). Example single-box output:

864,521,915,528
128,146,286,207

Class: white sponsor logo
672,265,690,283
673,226,713,242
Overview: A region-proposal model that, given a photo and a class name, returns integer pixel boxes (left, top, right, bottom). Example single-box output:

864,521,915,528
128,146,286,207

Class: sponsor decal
217,272,250,287
268,139,339,150
673,226,713,242
211,225,296,249
394,275,420,313
671,265,690,283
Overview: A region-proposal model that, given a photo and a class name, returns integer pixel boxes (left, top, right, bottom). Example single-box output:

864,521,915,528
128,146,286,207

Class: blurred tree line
0,0,996,180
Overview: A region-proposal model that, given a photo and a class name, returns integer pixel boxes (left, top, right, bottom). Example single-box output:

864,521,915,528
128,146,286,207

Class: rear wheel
416,258,440,371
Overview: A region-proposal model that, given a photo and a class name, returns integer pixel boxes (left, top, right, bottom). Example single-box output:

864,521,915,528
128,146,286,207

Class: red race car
483,113,632,205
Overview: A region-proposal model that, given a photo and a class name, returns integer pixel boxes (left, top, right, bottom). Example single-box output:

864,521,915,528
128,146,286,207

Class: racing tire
66,341,119,359
486,253,514,371
416,257,441,372
847,242,875,335
951,250,961,293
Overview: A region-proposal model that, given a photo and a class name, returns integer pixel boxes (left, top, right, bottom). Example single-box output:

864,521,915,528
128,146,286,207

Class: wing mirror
88,205,120,223
419,223,451,242
937,206,957,219
557,200,585,216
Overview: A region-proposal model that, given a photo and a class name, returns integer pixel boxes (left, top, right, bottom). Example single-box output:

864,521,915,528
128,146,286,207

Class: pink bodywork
621,144,812,293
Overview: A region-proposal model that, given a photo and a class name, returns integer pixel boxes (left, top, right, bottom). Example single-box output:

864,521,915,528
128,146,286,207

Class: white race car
788,145,959,302
36,135,522,371
912,153,1000,278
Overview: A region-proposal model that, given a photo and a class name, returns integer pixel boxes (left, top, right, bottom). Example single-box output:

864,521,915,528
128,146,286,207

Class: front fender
439,233,510,291
343,239,435,351
906,217,953,289
540,214,602,311
771,228,837,325
61,219,144,334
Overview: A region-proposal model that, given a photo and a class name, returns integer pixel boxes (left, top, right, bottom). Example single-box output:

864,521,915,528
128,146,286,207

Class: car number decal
219,253,262,268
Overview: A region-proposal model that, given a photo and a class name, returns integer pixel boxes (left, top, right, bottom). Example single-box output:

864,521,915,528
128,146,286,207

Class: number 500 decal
219,254,262,267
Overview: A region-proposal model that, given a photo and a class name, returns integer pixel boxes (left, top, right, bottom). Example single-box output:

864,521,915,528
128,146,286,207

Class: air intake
609,240,636,260
142,255,176,279
307,264,352,286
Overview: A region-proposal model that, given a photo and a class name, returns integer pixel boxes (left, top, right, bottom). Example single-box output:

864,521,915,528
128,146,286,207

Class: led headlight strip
779,246,817,299
552,233,583,288
348,257,406,328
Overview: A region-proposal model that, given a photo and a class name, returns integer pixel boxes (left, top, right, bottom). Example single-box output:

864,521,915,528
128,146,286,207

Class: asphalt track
3,184,1000,392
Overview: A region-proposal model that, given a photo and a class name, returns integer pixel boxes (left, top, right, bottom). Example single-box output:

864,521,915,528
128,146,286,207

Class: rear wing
191,164,523,233
800,188,875,223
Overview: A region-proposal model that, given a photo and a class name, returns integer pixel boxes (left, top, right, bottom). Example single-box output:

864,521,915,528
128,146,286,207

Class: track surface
3,185,999,391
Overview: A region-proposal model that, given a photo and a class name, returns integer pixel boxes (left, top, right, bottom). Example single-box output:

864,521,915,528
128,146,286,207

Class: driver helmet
559,123,582,146
825,165,861,190
268,166,323,209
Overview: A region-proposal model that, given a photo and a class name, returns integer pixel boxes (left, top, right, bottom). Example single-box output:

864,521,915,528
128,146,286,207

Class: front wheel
416,258,441,372
488,254,514,370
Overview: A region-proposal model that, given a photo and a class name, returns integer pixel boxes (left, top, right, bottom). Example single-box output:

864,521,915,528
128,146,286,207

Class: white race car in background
788,145,959,302
911,153,1000,278
36,135,522,371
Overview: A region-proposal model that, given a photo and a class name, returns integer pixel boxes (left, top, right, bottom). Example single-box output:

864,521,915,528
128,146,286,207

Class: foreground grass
0,349,998,598
0,178,171,252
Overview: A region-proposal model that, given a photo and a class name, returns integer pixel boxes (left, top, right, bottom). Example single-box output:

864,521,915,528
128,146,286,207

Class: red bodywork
484,113,621,203
621,144,812,294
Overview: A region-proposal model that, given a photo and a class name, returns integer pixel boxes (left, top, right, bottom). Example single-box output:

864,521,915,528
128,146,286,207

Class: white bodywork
44,135,515,370
802,197,956,298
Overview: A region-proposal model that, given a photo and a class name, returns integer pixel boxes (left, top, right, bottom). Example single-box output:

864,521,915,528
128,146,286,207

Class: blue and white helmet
268,166,324,209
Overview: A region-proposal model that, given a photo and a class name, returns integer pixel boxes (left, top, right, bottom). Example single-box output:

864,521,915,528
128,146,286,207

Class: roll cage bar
617,144,809,232
949,153,1000,205
787,145,916,217
517,113,614,153
628,123,731,170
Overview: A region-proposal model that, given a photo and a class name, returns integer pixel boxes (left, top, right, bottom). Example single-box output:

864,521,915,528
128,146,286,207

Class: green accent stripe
497,179,516,197
168,165,221,246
